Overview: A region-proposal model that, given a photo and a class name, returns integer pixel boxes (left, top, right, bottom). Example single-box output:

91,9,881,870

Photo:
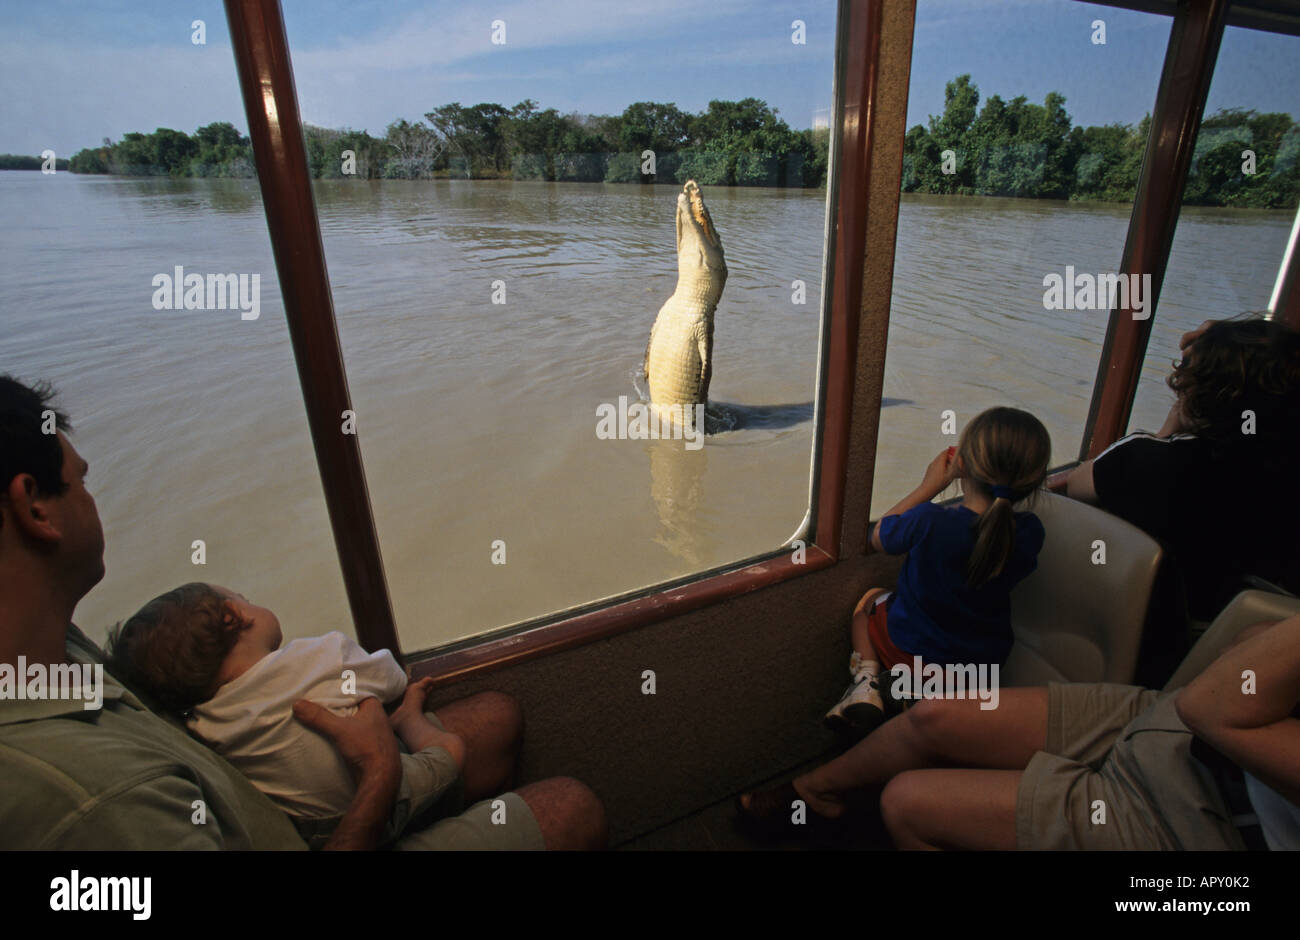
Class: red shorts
866,592,913,671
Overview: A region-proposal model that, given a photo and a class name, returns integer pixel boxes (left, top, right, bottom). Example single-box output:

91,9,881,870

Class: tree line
59,80,1299,207
67,99,829,188
904,75,1299,209
0,153,69,170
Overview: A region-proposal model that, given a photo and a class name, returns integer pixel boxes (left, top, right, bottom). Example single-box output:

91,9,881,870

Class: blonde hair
956,407,1051,587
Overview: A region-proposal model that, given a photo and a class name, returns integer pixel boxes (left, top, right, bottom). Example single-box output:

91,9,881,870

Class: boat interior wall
1164,590,1300,691
1003,493,1163,687
421,552,904,844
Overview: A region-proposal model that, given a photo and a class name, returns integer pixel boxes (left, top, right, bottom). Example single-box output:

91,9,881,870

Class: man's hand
294,696,401,851
1179,319,1214,356
294,696,400,785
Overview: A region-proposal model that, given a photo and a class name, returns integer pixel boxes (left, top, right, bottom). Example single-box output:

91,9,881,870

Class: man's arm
1175,614,1300,805
293,697,402,851
1064,458,1098,503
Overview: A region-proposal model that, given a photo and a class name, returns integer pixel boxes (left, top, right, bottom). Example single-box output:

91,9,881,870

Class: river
0,171,1290,650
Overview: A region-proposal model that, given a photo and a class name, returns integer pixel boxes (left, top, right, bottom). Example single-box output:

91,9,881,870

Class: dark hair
106,583,250,715
957,407,1052,588
1168,315,1300,457
0,375,71,504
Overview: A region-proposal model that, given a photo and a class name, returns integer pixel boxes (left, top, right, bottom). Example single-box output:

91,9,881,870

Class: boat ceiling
1087,0,1300,36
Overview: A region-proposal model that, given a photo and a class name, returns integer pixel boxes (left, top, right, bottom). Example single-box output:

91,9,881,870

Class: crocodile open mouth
683,180,719,247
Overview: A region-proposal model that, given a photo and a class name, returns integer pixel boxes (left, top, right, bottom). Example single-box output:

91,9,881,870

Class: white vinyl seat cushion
1002,492,1163,687
1163,589,1300,691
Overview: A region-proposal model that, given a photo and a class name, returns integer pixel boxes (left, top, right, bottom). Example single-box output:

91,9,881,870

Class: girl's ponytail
957,408,1052,589
967,491,1016,587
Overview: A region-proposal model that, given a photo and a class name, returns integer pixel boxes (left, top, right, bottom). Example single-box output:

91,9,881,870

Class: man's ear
5,474,61,543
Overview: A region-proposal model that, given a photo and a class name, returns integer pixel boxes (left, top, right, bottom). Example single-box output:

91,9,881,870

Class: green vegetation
68,100,829,187
68,122,254,177
904,75,1299,208
0,153,70,170
64,81,1299,207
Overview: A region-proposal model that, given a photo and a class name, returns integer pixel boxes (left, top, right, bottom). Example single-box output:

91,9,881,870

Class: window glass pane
1128,24,1300,435
874,0,1169,517
1,1,350,645
280,0,838,650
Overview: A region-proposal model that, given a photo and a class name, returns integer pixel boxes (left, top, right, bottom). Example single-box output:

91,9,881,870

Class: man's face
51,432,106,594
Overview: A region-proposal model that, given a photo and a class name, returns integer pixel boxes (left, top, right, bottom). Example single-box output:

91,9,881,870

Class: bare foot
792,775,847,819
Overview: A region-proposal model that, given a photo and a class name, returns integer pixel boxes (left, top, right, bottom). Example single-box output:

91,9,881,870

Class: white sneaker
824,672,886,735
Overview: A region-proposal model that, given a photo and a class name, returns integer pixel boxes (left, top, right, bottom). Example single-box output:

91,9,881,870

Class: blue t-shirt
877,502,1045,666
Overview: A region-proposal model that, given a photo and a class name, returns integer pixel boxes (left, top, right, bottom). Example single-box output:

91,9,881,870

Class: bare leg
850,589,885,663
515,777,608,851
793,687,1049,817
432,691,523,804
880,769,1022,849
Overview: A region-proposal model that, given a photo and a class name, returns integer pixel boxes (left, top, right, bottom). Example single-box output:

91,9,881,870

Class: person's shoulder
1014,510,1047,550
0,712,198,815
1096,430,1200,462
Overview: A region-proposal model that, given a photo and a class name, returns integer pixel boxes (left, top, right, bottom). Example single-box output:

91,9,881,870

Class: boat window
872,0,1172,517
4,6,351,645
1128,22,1300,435
279,1,840,650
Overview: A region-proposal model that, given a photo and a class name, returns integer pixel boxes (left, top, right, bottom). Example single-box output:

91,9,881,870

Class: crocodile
643,180,727,433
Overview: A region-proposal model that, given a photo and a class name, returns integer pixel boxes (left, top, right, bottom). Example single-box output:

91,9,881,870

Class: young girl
824,406,1051,735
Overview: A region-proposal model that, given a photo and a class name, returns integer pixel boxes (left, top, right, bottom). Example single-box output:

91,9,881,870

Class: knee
879,771,926,844
558,777,607,847
473,691,524,745
542,777,608,850
902,697,962,757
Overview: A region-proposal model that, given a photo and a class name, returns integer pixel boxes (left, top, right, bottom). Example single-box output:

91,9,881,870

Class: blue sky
1,0,1296,156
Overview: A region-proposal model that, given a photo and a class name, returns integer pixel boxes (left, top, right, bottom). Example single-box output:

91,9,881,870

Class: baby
107,582,463,845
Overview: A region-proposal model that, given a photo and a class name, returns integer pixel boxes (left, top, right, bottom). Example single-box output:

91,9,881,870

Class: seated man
0,375,606,850
740,614,1300,850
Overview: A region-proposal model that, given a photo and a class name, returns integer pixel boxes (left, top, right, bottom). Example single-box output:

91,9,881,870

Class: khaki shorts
1015,682,1245,850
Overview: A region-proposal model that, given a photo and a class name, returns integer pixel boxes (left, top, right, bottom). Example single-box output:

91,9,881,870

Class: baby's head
107,582,282,715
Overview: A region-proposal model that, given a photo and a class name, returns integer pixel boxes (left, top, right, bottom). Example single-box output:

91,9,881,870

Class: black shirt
1092,431,1299,620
